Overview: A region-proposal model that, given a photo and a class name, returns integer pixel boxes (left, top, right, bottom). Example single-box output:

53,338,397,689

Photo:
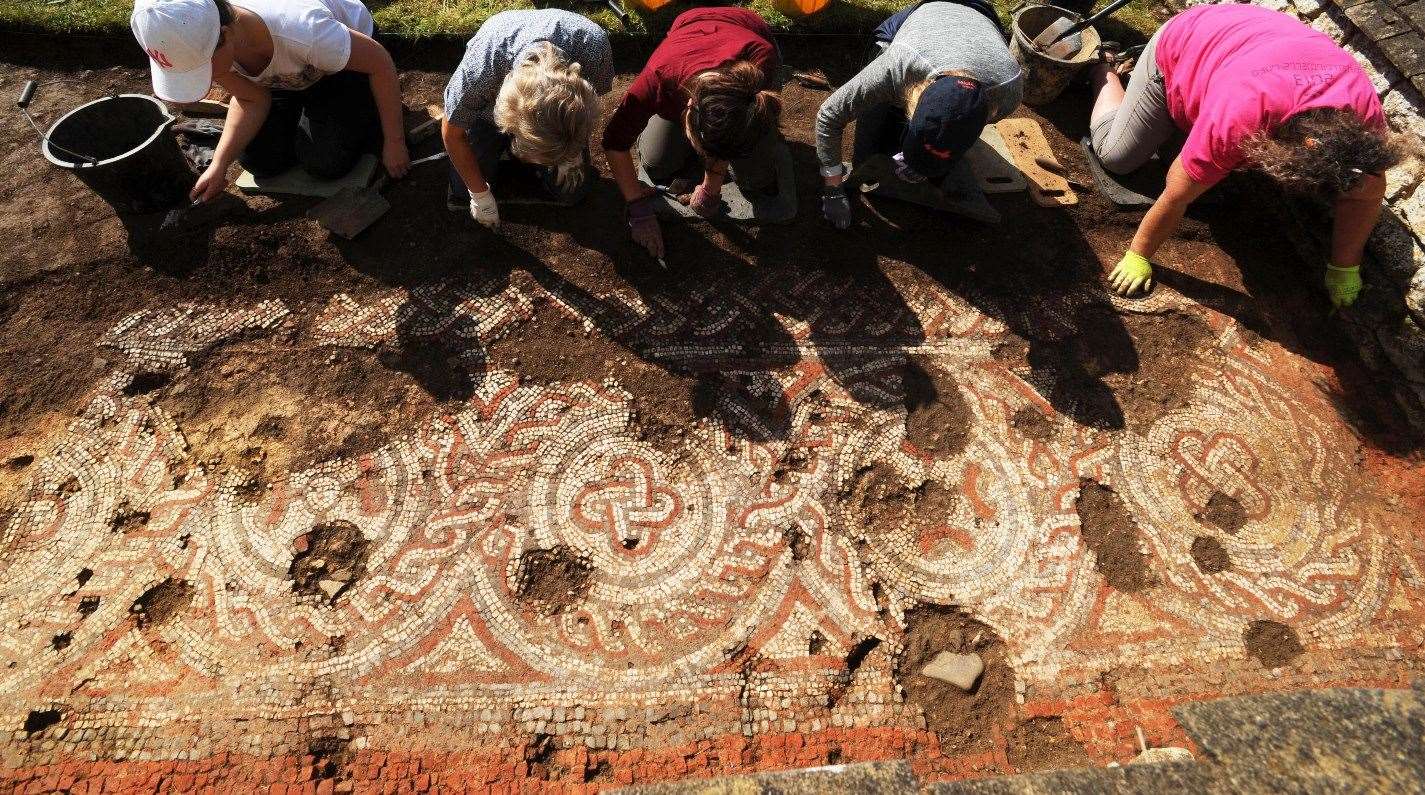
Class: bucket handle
16,81,99,165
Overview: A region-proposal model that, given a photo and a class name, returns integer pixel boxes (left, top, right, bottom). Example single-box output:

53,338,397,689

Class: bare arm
1329,172,1386,267
1129,155,1212,260
442,119,487,195
345,31,410,177
191,72,271,202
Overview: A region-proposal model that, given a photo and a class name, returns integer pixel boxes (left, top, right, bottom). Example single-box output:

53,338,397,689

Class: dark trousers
637,115,783,194
854,101,909,165
239,70,381,180
446,117,591,204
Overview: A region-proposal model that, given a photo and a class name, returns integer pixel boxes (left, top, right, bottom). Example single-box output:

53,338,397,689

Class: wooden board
966,125,1027,194
995,118,1078,208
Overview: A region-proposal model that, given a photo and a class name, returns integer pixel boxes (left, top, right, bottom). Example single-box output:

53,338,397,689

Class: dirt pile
289,522,372,604
1243,620,1305,669
1075,480,1155,592
896,605,1015,755
514,545,593,614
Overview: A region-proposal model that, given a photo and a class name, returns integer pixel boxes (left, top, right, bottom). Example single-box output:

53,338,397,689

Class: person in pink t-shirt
1087,4,1404,307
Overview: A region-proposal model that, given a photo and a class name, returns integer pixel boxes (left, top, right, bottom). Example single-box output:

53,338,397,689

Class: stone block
1375,32,1425,77
1368,211,1425,287
1401,1,1425,34
1376,314,1425,384
1346,39,1409,93
1407,265,1425,325
1313,9,1353,43
1345,1,1414,42
1290,0,1329,19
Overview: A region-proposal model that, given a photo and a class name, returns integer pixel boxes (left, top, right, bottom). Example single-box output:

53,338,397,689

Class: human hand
468,189,499,230
822,185,851,229
627,191,664,258
383,138,411,179
677,183,720,219
190,162,228,203
1109,251,1153,296
1324,264,1362,309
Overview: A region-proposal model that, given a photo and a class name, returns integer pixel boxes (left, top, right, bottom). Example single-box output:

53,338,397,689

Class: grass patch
2,0,1170,39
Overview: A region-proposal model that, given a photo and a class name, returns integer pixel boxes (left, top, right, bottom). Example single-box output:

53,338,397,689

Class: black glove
822,185,852,229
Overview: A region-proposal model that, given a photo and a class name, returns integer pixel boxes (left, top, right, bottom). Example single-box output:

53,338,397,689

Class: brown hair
1241,107,1406,196
684,61,782,160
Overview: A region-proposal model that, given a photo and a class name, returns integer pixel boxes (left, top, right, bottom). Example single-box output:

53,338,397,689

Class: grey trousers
637,115,782,193
1089,27,1178,175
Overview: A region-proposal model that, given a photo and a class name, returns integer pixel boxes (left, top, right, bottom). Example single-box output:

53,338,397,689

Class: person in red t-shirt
601,7,785,258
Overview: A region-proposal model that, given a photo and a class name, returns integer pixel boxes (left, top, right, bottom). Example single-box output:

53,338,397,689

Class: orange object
625,0,674,11
774,0,831,18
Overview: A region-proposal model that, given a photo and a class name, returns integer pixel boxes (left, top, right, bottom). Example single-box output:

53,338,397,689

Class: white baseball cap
131,0,222,103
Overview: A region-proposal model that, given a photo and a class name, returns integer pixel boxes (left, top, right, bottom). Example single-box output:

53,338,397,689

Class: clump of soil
486,303,709,456
110,504,150,533
845,465,959,552
783,525,813,562
50,632,72,651
1075,480,1155,592
514,545,593,614
77,596,100,617
1242,620,1304,669
130,578,193,629
896,605,1015,755
1011,405,1056,441
289,521,371,605
902,359,971,458
156,341,439,491
308,736,353,783
1190,536,1231,574
1197,491,1247,534
1112,312,1217,430
1007,717,1092,774
23,708,63,737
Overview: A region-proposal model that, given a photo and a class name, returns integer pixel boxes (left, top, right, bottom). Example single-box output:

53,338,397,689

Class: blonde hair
903,79,930,112
493,42,598,189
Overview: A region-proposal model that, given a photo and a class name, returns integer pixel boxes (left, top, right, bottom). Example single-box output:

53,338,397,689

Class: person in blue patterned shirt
442,9,614,229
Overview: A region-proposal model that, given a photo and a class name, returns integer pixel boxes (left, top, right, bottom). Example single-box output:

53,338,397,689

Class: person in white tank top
132,0,409,201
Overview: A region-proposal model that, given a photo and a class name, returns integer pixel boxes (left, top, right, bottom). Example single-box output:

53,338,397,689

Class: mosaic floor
2,263,1423,791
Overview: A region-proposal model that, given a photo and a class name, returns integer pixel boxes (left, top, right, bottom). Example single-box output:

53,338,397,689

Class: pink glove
681,183,721,219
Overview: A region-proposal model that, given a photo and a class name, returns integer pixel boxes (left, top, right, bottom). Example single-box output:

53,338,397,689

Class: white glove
469,189,499,230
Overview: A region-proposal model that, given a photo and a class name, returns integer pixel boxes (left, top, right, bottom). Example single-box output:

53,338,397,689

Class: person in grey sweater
816,0,1023,228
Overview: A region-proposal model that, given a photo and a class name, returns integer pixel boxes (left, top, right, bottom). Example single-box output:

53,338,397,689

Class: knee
301,146,360,180
239,148,293,178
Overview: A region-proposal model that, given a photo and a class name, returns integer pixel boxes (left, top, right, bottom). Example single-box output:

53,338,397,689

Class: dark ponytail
684,61,782,161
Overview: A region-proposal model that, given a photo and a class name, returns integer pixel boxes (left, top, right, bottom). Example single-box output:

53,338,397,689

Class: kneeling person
815,0,1023,228
132,0,410,202
1089,4,1403,306
443,9,613,229
601,7,784,257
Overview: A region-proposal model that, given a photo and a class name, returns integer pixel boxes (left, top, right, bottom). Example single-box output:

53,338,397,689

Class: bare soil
515,545,594,615
1190,536,1231,574
1242,620,1305,669
1198,491,1248,534
896,605,1016,756
903,357,971,458
130,578,194,629
1075,480,1155,593
153,335,440,492
1007,717,1093,774
289,522,372,605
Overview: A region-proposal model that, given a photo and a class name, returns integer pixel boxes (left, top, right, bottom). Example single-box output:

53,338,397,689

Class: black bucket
42,94,195,214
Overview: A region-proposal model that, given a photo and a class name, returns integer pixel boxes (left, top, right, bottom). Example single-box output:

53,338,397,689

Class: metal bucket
1011,4,1102,106
42,94,195,214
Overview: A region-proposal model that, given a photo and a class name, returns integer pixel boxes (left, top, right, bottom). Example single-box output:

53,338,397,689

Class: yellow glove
1324,264,1361,309
1109,251,1153,296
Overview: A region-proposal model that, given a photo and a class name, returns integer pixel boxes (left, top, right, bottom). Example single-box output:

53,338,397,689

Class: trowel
307,151,448,239
1032,0,1135,60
